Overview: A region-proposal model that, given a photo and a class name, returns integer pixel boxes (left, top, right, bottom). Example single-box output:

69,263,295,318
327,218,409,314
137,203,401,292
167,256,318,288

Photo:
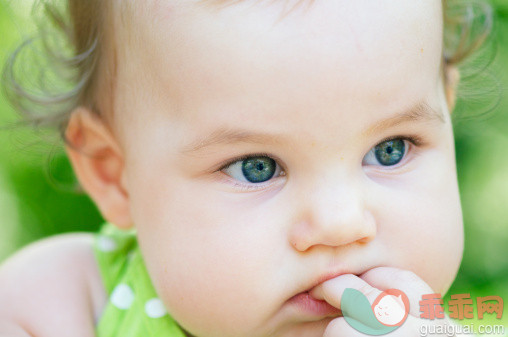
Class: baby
0,0,493,336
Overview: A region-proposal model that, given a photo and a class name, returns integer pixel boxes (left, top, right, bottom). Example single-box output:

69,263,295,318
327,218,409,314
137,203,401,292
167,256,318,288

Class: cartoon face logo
341,288,410,335
372,291,408,326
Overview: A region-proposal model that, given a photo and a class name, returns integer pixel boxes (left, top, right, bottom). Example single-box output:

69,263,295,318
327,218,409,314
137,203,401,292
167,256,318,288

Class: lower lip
287,291,343,317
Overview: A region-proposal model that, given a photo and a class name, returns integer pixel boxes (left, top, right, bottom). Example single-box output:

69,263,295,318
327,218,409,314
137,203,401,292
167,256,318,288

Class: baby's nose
289,175,376,251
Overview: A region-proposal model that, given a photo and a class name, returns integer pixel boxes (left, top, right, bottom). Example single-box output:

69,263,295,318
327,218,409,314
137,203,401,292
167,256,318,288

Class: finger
309,268,433,336
359,267,436,317
379,314,446,337
323,314,423,337
322,317,373,337
309,273,384,310
310,274,396,333
383,314,423,337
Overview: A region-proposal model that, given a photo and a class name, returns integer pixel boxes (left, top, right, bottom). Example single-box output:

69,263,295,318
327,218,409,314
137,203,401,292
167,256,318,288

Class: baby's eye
221,155,284,183
362,138,408,167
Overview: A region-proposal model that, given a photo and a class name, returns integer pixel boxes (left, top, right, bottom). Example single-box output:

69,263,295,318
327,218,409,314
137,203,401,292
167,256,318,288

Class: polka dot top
93,222,188,337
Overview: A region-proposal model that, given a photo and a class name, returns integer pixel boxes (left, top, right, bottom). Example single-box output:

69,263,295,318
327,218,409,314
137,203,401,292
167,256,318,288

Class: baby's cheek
372,143,463,294
395,163,463,293
144,234,278,337
150,258,240,336
417,168,463,292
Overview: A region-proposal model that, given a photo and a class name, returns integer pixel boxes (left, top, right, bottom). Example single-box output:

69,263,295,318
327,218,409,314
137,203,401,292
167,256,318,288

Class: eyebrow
361,101,444,138
180,128,284,155
180,101,444,155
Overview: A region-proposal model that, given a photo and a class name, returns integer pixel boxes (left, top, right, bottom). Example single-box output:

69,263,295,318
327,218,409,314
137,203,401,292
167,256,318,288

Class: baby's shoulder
0,232,107,337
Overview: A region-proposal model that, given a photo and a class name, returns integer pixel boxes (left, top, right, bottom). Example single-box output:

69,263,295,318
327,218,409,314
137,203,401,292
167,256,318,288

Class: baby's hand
310,267,459,337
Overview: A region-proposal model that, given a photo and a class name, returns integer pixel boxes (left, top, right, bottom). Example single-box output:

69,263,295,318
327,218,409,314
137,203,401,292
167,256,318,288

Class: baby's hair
1,0,494,141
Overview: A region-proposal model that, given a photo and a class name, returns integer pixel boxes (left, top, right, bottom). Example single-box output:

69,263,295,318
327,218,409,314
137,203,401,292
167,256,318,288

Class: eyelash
217,152,285,192
216,134,425,191
377,134,424,148
371,134,424,160
362,134,424,169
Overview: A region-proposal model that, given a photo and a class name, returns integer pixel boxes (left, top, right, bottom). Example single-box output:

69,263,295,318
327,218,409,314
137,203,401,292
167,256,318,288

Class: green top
93,222,188,337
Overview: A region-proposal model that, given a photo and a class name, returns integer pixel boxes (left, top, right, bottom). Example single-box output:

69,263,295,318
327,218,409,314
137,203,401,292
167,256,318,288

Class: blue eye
222,156,283,183
363,138,407,166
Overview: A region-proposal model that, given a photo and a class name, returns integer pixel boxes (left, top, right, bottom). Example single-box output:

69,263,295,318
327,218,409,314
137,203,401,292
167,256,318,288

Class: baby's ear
444,65,460,113
64,107,133,230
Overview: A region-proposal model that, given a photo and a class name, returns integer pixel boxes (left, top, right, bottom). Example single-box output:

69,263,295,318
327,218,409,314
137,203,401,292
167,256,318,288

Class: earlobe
64,107,133,229
444,65,460,113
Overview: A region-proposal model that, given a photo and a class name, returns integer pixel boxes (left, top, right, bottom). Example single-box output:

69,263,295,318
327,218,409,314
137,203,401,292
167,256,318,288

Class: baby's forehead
110,0,445,137
117,0,443,90
120,0,442,45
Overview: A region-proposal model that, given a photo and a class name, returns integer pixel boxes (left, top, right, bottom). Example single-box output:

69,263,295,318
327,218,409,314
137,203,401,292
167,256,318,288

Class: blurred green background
0,0,507,330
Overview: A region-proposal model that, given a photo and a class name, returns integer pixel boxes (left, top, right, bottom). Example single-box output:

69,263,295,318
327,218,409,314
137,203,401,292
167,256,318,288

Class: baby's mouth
287,290,343,318
288,265,372,318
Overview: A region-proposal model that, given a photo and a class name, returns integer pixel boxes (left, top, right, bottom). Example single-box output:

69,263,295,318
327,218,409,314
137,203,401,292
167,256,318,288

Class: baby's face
112,1,463,336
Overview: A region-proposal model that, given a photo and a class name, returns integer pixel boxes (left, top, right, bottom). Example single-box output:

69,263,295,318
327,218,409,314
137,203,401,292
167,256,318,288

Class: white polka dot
111,284,134,309
145,298,167,318
97,235,117,252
